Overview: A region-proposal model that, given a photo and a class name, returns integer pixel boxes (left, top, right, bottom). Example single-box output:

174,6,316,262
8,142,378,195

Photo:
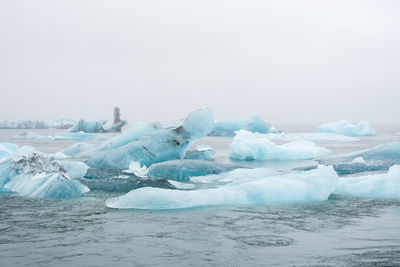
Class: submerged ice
106,165,339,209
317,120,376,136
230,130,332,161
86,108,214,168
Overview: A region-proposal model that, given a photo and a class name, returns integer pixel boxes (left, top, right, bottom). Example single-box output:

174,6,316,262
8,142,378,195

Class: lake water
0,126,399,266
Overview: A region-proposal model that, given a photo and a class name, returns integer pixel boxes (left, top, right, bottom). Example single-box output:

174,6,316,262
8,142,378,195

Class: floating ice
184,145,215,160
104,107,128,133
123,161,148,178
69,119,107,133
209,114,273,136
147,159,238,182
0,152,89,198
106,165,339,210
86,108,214,168
230,130,332,161
317,120,376,136
12,131,108,141
311,142,400,175
334,165,400,198
265,133,359,142
0,143,19,160
80,168,174,192
62,122,161,157
60,161,90,179
0,119,76,129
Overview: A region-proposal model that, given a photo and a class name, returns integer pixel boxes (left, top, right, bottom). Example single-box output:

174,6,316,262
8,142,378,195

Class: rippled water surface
1,127,400,266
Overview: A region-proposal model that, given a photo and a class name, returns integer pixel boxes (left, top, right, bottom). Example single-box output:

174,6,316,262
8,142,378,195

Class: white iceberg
334,165,400,198
0,119,76,129
265,133,359,142
106,165,339,209
317,120,376,136
68,119,107,133
230,130,332,161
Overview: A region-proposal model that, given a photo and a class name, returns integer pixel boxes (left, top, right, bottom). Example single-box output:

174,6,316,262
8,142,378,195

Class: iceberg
209,114,274,136
0,119,75,129
317,120,376,136
106,165,339,210
265,133,359,142
79,168,174,192
68,119,107,133
86,108,214,168
230,130,332,161
12,131,108,141
0,151,89,198
334,165,400,198
62,122,161,157
183,145,215,160
104,107,128,133
147,159,238,182
308,142,400,175
0,143,19,160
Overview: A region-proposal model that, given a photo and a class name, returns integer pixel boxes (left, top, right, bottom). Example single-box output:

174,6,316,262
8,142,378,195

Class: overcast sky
0,0,399,126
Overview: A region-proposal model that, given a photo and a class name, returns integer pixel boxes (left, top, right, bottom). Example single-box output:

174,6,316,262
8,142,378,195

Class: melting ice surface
230,130,332,161
317,120,376,136
86,108,214,168
147,159,238,182
0,144,89,198
208,114,274,136
106,165,339,209
335,165,400,198
314,142,400,175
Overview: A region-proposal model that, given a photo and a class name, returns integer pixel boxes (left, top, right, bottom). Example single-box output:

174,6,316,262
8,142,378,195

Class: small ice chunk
351,157,366,164
123,161,148,178
230,130,332,161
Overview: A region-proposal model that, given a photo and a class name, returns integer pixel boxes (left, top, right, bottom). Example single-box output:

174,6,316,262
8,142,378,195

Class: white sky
0,0,399,125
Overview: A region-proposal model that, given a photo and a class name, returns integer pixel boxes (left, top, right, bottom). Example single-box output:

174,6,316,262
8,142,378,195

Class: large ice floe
0,119,76,129
230,130,332,161
265,133,359,142
13,131,108,141
0,145,89,198
147,159,238,182
86,108,214,168
106,165,339,209
334,165,400,198
298,142,400,175
208,114,276,136
317,120,376,136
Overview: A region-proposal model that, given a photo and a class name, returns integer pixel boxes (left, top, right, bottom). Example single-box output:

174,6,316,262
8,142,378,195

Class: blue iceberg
209,114,274,136
69,119,107,133
334,165,400,198
317,120,376,136
147,159,238,182
230,130,332,161
86,108,214,168
183,145,215,160
0,151,89,198
106,165,339,210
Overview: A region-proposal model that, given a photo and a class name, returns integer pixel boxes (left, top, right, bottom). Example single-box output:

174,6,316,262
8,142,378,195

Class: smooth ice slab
147,159,238,182
230,130,331,161
317,120,376,136
106,165,339,209
86,109,214,168
69,119,107,133
208,114,273,136
334,165,400,198
0,143,18,160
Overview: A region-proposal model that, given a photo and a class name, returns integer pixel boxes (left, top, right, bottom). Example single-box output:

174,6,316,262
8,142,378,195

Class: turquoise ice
317,120,376,136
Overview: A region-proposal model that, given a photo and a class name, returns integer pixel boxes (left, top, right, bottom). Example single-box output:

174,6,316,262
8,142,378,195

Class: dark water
1,127,400,266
